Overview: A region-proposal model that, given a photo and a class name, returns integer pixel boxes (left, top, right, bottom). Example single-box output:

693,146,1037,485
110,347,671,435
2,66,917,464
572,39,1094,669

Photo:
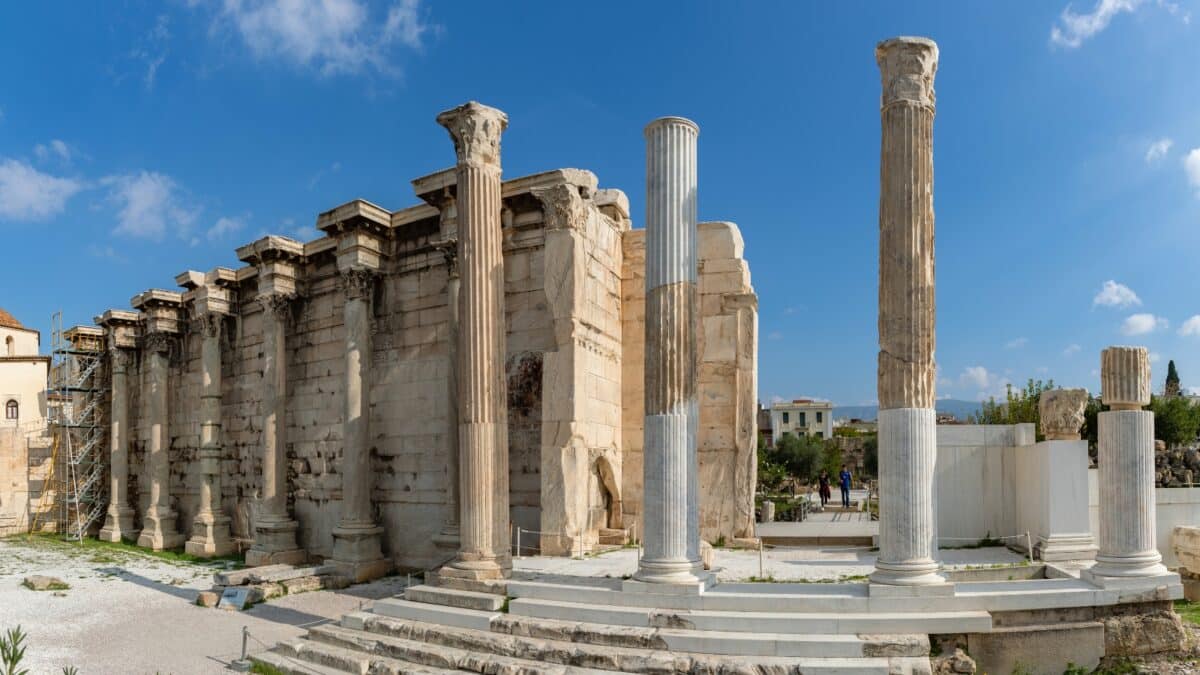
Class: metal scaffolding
44,311,107,540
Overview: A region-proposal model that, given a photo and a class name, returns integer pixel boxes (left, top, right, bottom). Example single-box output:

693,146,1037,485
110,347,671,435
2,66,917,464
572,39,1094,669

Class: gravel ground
0,536,407,674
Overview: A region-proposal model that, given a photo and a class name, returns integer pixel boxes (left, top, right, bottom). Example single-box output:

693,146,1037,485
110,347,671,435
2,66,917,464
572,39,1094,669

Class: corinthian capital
109,348,134,372
340,268,377,301
436,101,508,168
259,294,294,323
876,36,938,109
143,331,175,354
199,312,222,339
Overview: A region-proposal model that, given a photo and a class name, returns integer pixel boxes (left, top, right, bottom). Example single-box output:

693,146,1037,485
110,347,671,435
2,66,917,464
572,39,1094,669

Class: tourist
818,470,831,507
839,464,852,508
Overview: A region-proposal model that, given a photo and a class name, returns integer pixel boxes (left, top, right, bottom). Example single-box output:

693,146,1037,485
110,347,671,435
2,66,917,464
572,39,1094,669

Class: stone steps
405,584,506,611
508,597,990,635
368,601,927,658
257,638,462,675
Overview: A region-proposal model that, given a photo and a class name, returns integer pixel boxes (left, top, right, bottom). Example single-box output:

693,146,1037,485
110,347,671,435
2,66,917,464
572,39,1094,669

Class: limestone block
1101,346,1151,409
699,540,714,570
701,316,737,363
1039,388,1088,440
968,622,1103,675
1173,526,1200,575
1102,610,1186,656
697,221,745,260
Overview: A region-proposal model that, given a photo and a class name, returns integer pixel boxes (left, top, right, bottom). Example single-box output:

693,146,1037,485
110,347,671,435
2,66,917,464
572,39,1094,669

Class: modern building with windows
0,308,50,535
769,398,835,442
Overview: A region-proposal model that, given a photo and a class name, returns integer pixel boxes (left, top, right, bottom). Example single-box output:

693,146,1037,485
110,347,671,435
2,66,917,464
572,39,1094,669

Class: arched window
4,400,17,420
4,336,12,357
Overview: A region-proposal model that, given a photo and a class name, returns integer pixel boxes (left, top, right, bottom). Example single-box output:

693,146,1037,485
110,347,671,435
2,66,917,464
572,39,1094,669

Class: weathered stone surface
1173,526,1200,576
195,590,220,607
1039,388,1089,440
1102,610,1186,656
930,648,975,674
1102,346,1151,410
23,575,67,591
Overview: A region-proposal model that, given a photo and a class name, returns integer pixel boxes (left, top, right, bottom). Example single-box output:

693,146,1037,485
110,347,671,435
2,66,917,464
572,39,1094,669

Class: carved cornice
142,331,175,354
340,268,377,301
876,37,938,110
437,101,508,169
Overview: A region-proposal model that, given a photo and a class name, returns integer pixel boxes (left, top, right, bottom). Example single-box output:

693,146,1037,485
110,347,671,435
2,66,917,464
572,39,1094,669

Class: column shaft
137,336,183,550
437,101,510,580
434,263,462,548
186,315,234,556
635,116,704,585
871,36,944,586
330,270,389,581
246,297,304,566
99,350,134,541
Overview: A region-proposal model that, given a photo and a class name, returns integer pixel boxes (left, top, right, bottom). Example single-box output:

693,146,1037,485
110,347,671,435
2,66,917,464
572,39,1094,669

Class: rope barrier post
230,625,251,671
516,526,522,559
758,537,764,579
1025,531,1034,564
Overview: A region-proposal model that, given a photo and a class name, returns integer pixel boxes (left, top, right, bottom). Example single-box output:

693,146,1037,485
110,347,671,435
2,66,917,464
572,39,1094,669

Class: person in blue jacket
838,465,852,508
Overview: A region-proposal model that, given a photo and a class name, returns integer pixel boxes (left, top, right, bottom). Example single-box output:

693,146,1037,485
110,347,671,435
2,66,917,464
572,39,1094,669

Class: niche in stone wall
506,351,543,532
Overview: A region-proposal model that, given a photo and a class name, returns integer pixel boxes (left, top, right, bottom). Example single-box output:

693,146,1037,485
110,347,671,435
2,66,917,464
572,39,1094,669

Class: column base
632,557,707,586
330,523,389,583
1038,533,1098,562
246,517,306,567
869,559,945,586
1086,550,1170,579
137,508,184,551
439,552,507,581
185,513,236,558
98,506,136,543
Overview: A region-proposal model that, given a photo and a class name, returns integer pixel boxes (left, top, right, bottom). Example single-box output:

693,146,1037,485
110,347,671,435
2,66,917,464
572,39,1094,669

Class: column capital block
96,309,141,350
238,236,305,298
876,36,938,109
437,101,508,168
179,267,239,317
317,200,390,272
132,289,184,334
64,325,104,352
1102,346,1151,409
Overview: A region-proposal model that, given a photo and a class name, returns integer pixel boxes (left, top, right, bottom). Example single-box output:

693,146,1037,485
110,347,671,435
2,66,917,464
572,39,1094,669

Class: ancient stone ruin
63,101,758,577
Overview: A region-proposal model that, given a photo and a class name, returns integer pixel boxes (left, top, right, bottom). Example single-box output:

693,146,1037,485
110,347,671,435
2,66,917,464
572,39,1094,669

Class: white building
0,308,49,535
769,398,834,442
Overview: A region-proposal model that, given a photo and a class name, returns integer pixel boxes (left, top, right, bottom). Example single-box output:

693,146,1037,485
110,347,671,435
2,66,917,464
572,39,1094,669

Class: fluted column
635,116,704,585
870,36,944,586
329,268,389,582
137,332,184,550
185,314,235,556
1089,347,1169,578
437,101,510,580
246,295,305,566
99,347,135,542
434,244,462,550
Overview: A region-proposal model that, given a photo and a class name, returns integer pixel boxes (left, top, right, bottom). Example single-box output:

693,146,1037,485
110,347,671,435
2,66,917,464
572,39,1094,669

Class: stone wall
93,166,756,567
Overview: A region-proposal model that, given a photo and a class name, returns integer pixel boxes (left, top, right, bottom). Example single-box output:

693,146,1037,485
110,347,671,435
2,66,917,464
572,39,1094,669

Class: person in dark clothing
838,465,852,508
818,470,831,507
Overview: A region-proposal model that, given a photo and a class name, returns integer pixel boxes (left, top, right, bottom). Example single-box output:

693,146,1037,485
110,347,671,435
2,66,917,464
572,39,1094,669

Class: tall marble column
245,293,305,566
329,267,389,582
870,37,944,586
634,116,704,585
98,337,136,541
130,291,185,550
437,101,511,580
433,241,462,550
1088,347,1169,579
185,312,235,556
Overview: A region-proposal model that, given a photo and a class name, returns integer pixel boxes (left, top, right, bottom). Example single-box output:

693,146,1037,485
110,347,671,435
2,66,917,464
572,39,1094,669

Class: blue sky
2,1,1198,407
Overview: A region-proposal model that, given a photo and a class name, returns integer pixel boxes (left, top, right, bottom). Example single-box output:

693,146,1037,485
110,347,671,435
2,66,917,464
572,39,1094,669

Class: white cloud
1179,315,1200,336
1050,0,1144,48
1121,312,1168,335
960,366,993,390
0,158,84,221
34,140,73,164
1149,351,1162,363
197,0,436,77
767,331,783,341
102,171,199,241
1093,280,1141,308
207,215,246,241
1064,343,1082,356
1188,386,1200,396
1005,337,1029,349
1145,138,1173,163
1185,148,1200,195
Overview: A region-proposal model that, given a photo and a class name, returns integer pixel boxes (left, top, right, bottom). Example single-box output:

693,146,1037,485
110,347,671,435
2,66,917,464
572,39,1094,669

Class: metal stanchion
230,626,251,671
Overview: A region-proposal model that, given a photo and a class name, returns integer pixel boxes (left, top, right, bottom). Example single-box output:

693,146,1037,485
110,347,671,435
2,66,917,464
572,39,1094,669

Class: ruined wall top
1101,346,1151,410
876,36,938,109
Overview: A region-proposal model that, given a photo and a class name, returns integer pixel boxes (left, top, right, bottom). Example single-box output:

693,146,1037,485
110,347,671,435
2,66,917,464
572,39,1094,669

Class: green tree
969,379,1056,437
1166,360,1182,398
771,433,824,482
819,440,843,479
863,435,878,477
1148,395,1200,448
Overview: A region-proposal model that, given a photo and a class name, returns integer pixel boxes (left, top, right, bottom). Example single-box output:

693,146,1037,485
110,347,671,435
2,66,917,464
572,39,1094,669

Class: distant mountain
832,399,982,422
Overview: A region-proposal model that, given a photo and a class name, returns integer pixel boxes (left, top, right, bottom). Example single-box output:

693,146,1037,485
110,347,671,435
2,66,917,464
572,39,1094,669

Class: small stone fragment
196,591,220,607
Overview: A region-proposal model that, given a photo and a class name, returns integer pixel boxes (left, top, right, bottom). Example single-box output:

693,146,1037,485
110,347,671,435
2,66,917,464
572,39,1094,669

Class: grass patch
5,533,243,569
1175,599,1200,626
249,661,286,675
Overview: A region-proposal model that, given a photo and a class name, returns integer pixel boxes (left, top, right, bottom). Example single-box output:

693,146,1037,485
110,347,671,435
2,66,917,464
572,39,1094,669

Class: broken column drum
871,36,944,586
635,116,704,585
437,101,511,580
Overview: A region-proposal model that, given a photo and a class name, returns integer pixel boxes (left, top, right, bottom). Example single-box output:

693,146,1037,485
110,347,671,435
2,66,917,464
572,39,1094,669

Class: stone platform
252,555,1184,674
757,513,879,547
